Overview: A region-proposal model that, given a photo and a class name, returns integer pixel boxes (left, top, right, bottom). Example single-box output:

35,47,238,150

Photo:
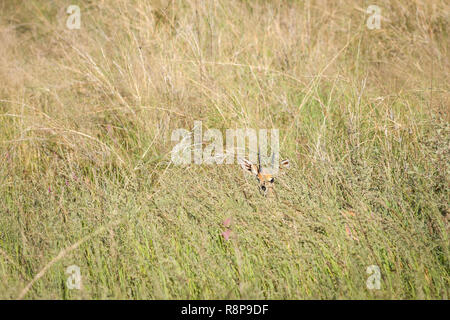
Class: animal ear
239,158,258,175
280,159,290,170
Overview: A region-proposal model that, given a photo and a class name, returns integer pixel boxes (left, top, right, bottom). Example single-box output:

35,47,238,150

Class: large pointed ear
280,159,290,170
239,158,258,175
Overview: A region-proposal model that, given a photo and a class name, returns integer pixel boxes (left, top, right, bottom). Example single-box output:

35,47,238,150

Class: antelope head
239,152,290,197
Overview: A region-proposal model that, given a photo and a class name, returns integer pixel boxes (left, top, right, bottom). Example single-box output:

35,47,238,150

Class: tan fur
240,158,290,197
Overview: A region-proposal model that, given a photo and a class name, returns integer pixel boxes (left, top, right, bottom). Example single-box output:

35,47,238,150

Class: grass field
0,0,448,299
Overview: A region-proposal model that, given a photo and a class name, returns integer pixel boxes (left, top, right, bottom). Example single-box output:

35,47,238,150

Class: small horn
257,146,261,173
271,152,275,168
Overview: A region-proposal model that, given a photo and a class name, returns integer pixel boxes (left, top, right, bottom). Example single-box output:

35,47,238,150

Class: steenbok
239,153,290,197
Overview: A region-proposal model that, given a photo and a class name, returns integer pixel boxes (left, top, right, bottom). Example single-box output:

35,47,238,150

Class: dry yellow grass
0,0,448,299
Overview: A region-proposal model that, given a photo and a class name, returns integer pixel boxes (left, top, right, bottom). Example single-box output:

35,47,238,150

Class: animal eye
269,178,274,183
261,185,266,191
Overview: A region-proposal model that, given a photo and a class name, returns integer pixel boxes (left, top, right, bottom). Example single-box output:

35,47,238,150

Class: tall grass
0,0,448,299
